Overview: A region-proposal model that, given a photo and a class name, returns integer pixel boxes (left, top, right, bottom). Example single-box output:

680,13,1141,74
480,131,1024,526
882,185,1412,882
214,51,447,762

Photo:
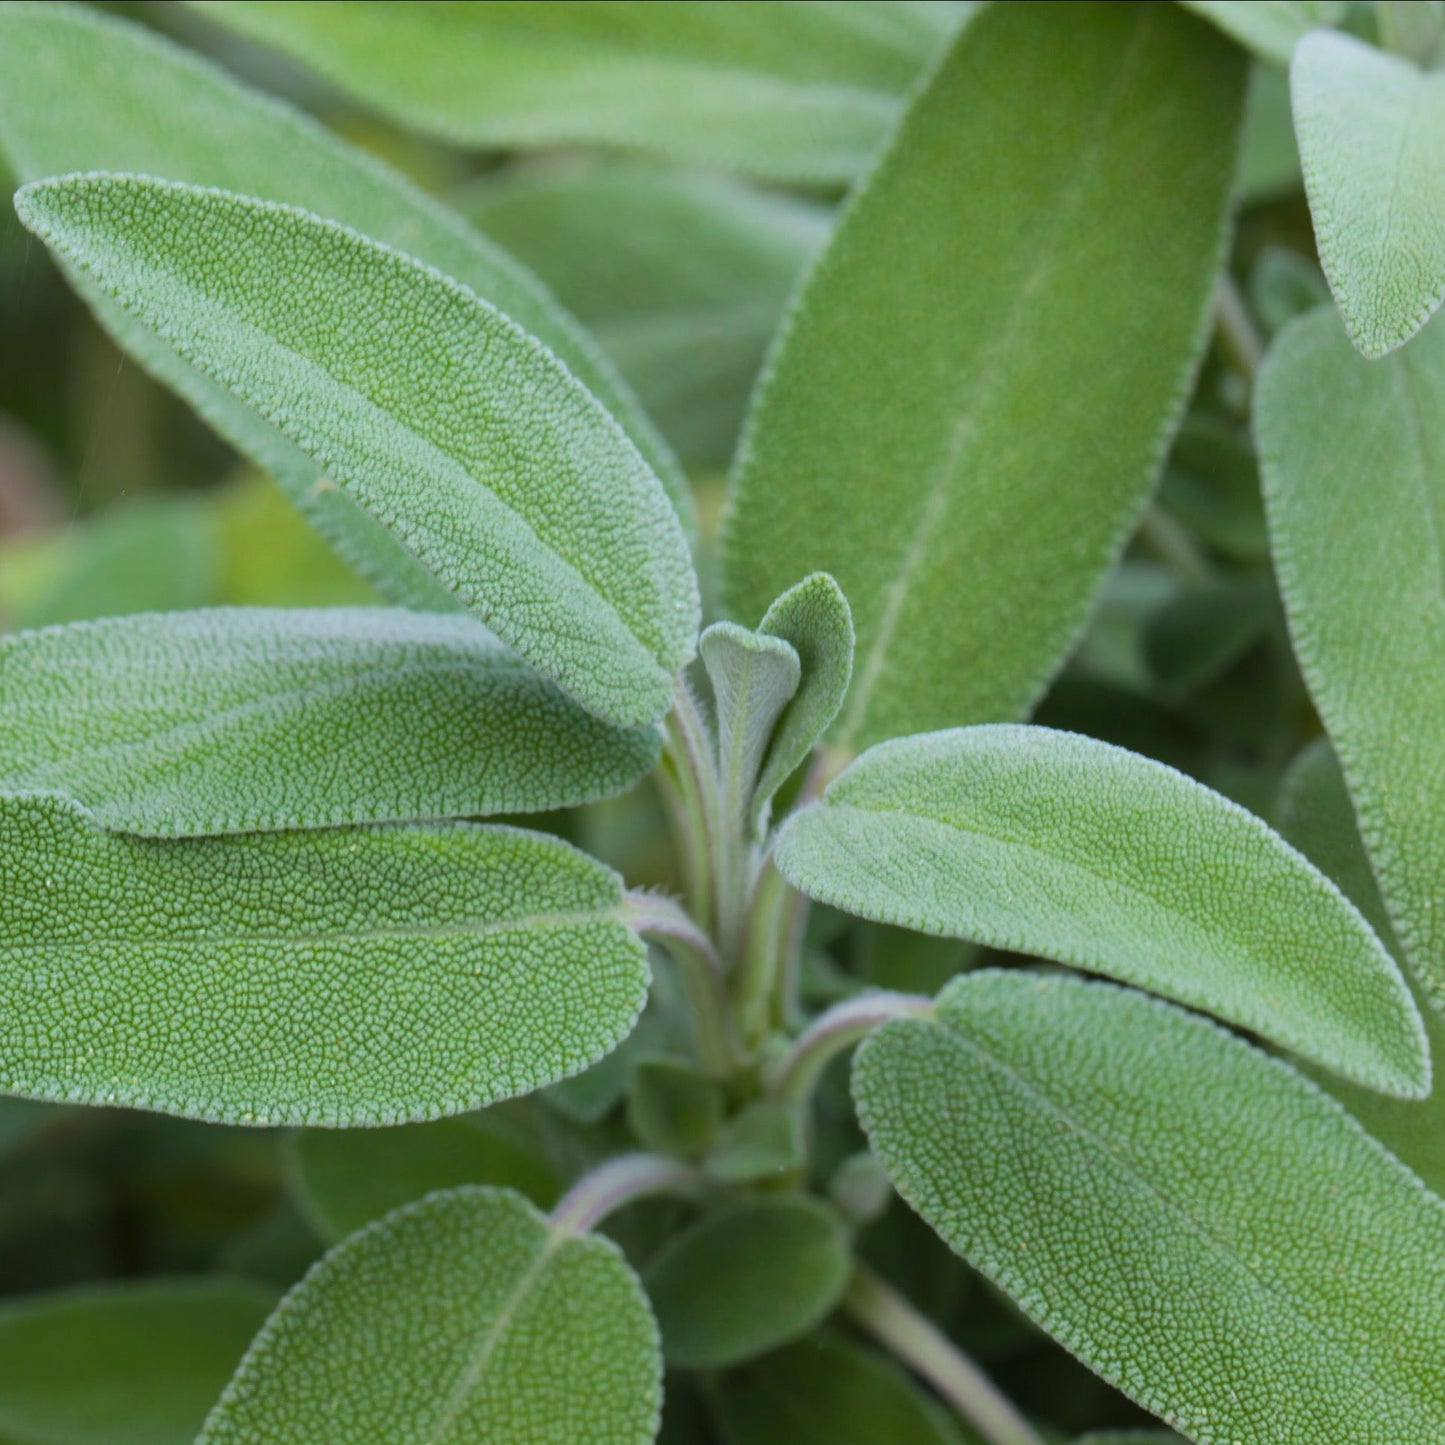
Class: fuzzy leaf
753,572,855,829
200,1186,660,1443
16,175,699,728
855,970,1445,1445
776,725,1427,1096
644,1198,850,1368
1292,30,1445,358
0,3,692,579
0,1279,277,1445
1180,1,1344,65
289,1116,559,1241
188,0,967,184
1258,306,1445,1006
723,2,1245,748
0,608,658,837
0,794,647,1126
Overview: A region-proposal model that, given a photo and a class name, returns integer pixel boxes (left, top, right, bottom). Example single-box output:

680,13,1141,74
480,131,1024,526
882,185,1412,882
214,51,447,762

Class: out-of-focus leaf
1157,416,1269,563
1237,63,1302,202
856,970,1445,1445
625,1058,725,1160
1143,576,1273,699
724,2,1245,747
1180,0,1345,65
1248,246,1330,336
777,725,1427,1096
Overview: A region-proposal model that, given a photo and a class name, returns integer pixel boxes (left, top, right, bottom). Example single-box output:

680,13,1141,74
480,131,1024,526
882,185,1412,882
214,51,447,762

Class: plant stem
664,677,726,938
1139,506,1210,583
767,992,932,1108
621,891,742,1077
1214,275,1263,387
735,854,804,1045
550,1152,704,1235
845,1268,1044,1445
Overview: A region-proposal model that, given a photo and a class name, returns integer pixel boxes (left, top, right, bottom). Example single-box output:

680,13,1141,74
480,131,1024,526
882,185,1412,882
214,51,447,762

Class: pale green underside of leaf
856,970,1445,1445
200,1187,661,1444
0,2,694,565
1179,0,1344,65
188,0,968,184
0,1279,277,1445
1292,30,1445,358
0,608,658,837
16,174,699,728
1258,306,1445,1009
465,162,831,470
0,794,646,1126
776,724,1427,1096
723,1,1245,749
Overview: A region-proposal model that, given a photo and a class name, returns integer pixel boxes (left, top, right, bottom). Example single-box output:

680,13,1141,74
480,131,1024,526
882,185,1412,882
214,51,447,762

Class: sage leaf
0,1,692,564
0,794,647,1126
1292,30,1445,358
855,970,1445,1445
0,1279,276,1445
776,725,1428,1096
625,1057,726,1161
0,608,659,836
644,1198,850,1368
200,1186,661,1443
724,1,1245,748
1180,1,1344,65
16,174,699,728
711,1335,976,1445
753,572,855,830
1257,306,1445,1006
289,1116,559,1242
189,0,967,184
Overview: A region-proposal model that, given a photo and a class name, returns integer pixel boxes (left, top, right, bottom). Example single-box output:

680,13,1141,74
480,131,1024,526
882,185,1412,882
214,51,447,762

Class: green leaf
1292,30,1445,358
625,1058,726,1161
855,969,1445,1445
466,162,831,470
1070,1436,1181,1445
0,1,693,558
200,1186,661,1443
1258,306,1445,1006
1379,1,1445,66
0,608,659,836
704,1100,808,1185
188,0,967,184
753,572,855,829
1143,576,1273,700
711,1335,975,1445
1180,1,1344,65
0,793,647,1126
16,174,699,728
724,2,1245,748
1237,63,1302,203
643,1198,850,1368
289,1115,560,1242
776,725,1428,1096
0,1279,277,1445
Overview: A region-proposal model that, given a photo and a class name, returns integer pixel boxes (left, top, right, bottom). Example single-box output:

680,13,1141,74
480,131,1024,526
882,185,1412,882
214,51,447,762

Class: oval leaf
1292,29,1445,358
776,725,1427,1096
201,1186,660,1443
855,970,1445,1445
0,1,693,573
723,1,1245,747
0,794,647,1126
1258,306,1445,1007
644,1198,850,1368
0,1279,277,1445
0,608,658,836
16,173,698,728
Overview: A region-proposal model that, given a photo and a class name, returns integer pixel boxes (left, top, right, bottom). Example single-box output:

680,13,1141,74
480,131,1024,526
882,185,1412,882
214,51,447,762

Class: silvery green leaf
16,174,699,727
1180,1,1344,65
776,725,1427,1096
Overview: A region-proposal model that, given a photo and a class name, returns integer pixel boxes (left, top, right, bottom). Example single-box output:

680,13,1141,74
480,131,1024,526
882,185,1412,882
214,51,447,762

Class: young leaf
1292,30,1445,358
625,1058,726,1161
855,970,1445,1445
711,1335,976,1445
1257,306,1445,1007
0,1279,277,1445
0,794,647,1126
753,572,855,829
188,1,966,184
775,725,1428,1097
723,1,1245,748
466,162,831,470
200,1186,661,1443
0,1,693,560
289,1116,560,1242
643,1198,850,1369
16,174,699,728
1180,1,1344,65
0,608,659,837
